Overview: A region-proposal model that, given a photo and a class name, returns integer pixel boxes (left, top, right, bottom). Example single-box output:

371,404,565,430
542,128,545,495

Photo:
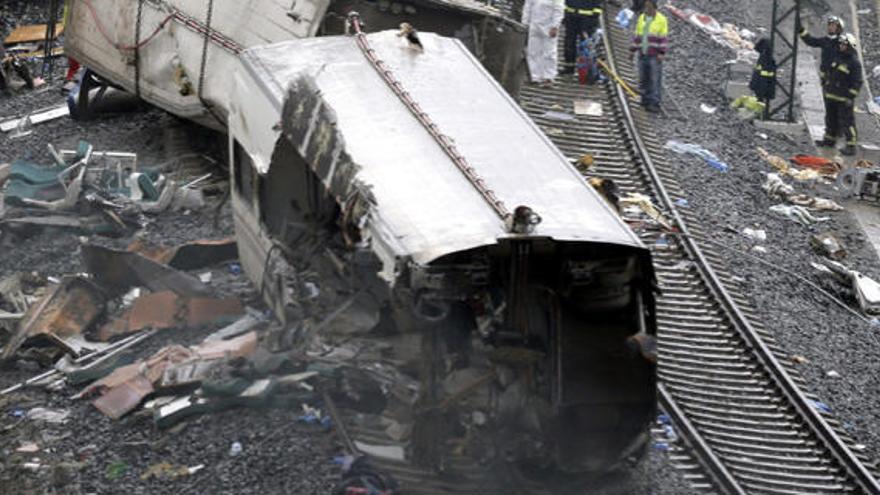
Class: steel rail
598,7,880,494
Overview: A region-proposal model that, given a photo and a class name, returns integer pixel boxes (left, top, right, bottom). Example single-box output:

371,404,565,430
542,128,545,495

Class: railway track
328,5,880,494
519,7,880,494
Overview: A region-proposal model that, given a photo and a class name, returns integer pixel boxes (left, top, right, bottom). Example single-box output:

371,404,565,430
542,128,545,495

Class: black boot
814,138,835,147
840,144,857,156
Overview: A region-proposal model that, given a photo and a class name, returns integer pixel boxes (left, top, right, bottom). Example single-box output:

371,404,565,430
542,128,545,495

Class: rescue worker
817,34,863,156
749,38,776,102
799,15,845,86
560,0,602,75
630,0,668,113
522,0,565,85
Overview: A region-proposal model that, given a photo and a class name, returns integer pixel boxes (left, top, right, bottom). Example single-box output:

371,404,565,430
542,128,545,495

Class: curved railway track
329,5,880,494
519,7,879,494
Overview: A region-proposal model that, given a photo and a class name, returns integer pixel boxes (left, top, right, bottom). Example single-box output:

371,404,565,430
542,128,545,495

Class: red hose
80,0,173,51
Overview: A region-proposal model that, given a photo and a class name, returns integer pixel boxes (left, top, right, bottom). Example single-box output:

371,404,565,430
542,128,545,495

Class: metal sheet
1,277,105,360
238,32,644,265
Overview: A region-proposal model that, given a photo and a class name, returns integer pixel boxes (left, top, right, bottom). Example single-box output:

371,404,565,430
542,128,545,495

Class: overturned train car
229,29,658,473
63,0,525,128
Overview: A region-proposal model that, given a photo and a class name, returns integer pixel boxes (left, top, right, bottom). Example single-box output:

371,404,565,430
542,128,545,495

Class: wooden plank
4,23,65,45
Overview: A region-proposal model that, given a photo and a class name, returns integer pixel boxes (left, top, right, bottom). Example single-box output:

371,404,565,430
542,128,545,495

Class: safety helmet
826,15,845,31
839,32,858,50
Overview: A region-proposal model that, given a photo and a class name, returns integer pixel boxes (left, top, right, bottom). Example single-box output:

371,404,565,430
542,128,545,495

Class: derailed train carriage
63,0,526,127
228,26,658,473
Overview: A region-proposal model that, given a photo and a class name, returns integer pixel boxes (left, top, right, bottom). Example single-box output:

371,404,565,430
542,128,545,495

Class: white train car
64,0,525,128
228,27,658,474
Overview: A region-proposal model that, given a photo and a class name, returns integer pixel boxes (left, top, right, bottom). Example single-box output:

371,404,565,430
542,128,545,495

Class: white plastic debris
229,441,243,457
700,103,717,114
121,288,142,307
16,442,40,453
769,204,829,226
26,407,70,424
752,246,767,254
541,110,575,121
742,228,767,241
826,370,840,378
873,65,880,80
199,272,213,284
573,99,603,116
763,173,795,199
353,441,406,461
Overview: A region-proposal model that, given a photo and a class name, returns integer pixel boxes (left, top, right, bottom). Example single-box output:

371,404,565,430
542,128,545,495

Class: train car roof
233,31,645,266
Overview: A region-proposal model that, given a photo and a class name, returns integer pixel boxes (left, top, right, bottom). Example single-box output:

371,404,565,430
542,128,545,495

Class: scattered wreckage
0,141,213,239
53,0,653,479
837,164,880,202
814,259,880,317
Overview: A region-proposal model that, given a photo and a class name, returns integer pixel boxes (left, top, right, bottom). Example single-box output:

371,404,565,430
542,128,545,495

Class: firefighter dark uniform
799,16,845,86
749,38,776,102
818,35,863,155
561,0,602,74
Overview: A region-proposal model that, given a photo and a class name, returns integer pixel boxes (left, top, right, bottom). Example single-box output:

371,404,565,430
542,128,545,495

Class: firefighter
560,0,602,75
817,33,862,156
798,15,845,86
630,0,668,113
749,38,776,102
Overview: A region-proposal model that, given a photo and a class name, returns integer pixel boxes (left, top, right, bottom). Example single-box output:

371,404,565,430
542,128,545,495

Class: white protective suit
522,0,565,82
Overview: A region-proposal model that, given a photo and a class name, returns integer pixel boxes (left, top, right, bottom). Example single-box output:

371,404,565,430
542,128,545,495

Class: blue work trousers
639,54,663,107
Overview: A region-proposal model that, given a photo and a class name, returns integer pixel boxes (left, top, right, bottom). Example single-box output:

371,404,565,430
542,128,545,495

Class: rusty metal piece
97,291,180,341
98,291,244,341
1,277,105,360
92,374,154,419
81,244,210,297
185,297,244,327
810,232,846,260
127,237,237,270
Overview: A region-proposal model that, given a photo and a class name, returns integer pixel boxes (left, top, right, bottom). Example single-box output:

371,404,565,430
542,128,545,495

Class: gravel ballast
656,0,880,469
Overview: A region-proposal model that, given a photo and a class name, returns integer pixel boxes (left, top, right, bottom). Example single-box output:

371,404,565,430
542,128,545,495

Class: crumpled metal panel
239,32,644,266
1,277,105,360
81,244,211,297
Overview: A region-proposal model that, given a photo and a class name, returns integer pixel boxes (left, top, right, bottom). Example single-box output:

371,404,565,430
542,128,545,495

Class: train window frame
232,140,257,207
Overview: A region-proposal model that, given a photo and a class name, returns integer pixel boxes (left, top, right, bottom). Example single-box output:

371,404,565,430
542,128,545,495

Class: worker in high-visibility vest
560,0,601,75
629,0,668,113
818,34,863,156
